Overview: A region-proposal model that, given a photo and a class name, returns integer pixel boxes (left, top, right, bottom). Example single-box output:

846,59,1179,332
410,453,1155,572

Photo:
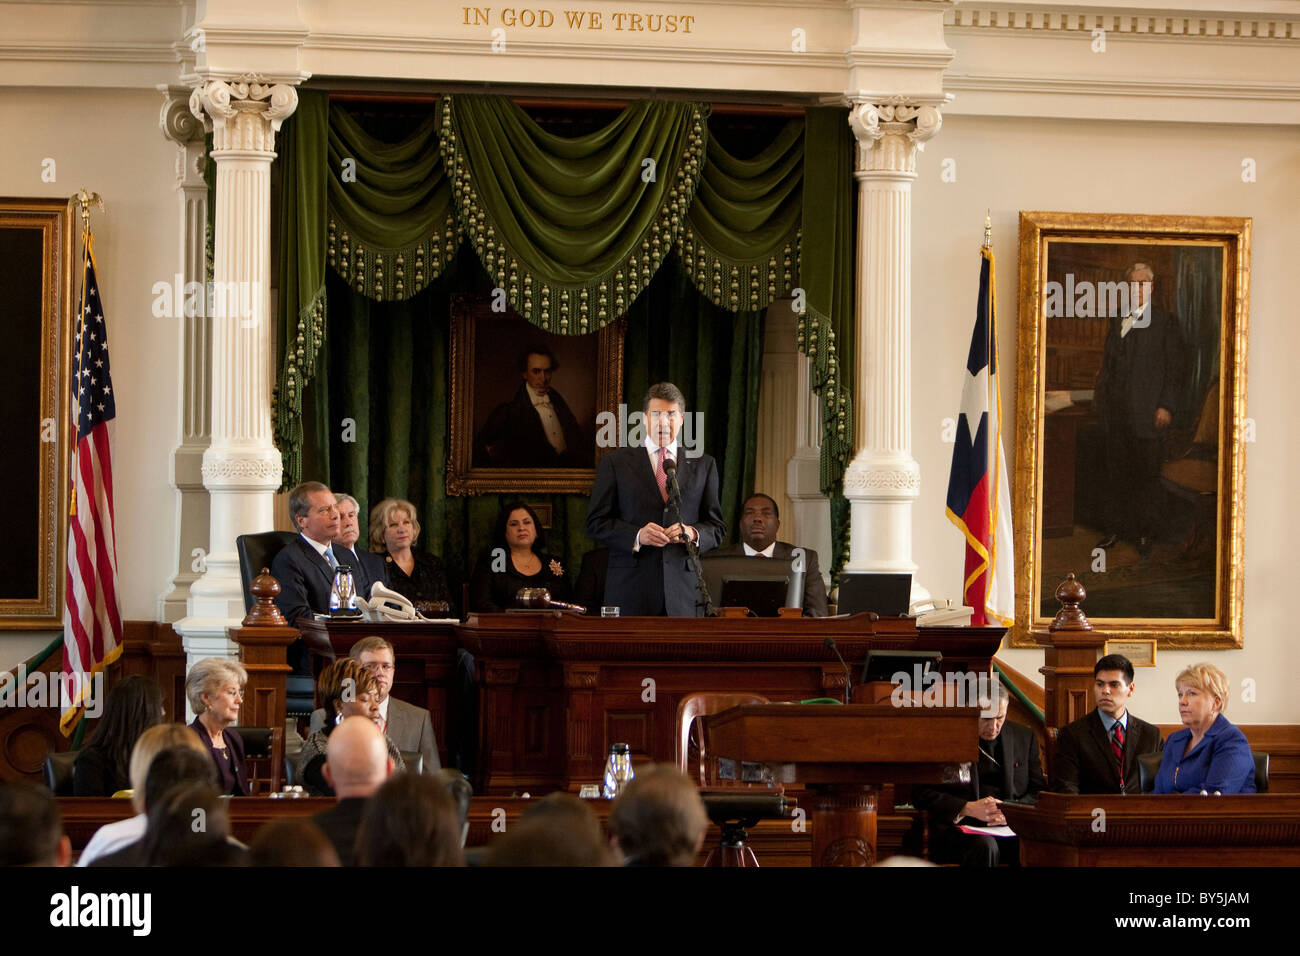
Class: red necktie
1112,721,1125,790
654,447,668,503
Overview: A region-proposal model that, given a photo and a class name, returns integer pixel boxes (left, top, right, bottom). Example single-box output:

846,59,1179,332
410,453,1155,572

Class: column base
842,453,931,607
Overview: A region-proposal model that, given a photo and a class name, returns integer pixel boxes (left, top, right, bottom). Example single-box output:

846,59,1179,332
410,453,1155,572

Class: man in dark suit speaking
475,346,588,468
1094,262,1185,558
1052,654,1162,795
586,382,725,616
710,493,828,617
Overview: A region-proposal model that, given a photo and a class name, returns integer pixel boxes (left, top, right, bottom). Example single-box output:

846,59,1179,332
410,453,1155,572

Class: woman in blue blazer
1154,662,1255,794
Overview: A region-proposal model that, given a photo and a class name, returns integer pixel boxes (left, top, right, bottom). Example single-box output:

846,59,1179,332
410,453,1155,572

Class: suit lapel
298,537,335,589
1002,730,1016,798
1088,710,1121,790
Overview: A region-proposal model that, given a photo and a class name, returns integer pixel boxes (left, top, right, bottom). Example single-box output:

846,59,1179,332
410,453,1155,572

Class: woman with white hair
185,657,250,796
1153,662,1256,794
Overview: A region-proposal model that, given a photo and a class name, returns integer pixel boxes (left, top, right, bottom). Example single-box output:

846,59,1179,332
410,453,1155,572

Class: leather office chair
43,750,79,796
675,692,770,785
1138,750,1269,793
236,530,315,722
236,725,283,794
236,531,298,613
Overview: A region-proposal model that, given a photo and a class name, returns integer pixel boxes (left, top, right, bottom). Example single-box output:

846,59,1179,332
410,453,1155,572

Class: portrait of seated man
474,345,590,468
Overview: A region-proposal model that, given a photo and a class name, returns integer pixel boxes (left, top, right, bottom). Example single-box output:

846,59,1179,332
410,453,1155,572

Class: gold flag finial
982,210,992,250
73,188,103,230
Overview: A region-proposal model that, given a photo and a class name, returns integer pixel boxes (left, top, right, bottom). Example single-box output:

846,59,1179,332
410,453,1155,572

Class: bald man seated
310,716,395,867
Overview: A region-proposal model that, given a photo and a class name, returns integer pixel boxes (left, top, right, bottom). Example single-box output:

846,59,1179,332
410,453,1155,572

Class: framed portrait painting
446,294,625,495
0,198,73,627
1013,212,1250,648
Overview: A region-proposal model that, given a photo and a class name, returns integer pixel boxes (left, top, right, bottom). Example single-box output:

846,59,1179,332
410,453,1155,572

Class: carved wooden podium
706,704,979,866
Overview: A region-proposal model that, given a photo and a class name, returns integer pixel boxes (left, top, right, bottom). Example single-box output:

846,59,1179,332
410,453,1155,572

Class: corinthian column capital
189,74,299,153
846,95,945,177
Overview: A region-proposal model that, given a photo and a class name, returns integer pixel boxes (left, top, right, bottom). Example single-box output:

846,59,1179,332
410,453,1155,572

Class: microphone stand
664,462,717,617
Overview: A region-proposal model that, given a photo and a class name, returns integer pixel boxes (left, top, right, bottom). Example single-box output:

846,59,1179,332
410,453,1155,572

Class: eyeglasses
363,662,395,673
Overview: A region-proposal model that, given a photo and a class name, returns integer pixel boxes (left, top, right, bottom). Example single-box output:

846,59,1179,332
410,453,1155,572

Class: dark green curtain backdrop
308,248,759,605
275,92,857,580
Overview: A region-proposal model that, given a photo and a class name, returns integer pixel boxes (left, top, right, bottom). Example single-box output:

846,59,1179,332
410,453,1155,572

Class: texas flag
945,246,1014,626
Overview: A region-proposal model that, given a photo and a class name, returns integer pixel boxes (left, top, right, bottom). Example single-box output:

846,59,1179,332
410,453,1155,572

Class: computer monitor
699,554,802,617
860,649,943,685
837,572,912,617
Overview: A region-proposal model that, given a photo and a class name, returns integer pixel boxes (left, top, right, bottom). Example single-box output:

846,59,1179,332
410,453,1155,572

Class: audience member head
289,480,339,545
1093,654,1137,721
608,765,708,866
143,745,219,813
738,493,781,552
248,818,341,867
370,497,420,554
643,382,686,450
317,657,382,731
127,723,206,814
357,772,464,867
349,636,397,705
323,715,393,799
977,688,1011,737
0,781,71,866
495,501,546,555
334,492,362,551
485,793,615,866
82,674,164,784
139,780,236,867
186,657,247,731
1176,662,1230,732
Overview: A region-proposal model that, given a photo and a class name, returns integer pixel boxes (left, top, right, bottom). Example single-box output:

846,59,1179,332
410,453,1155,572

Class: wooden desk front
1002,792,1300,866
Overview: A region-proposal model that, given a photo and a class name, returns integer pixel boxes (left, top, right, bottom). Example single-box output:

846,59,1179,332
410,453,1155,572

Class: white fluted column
156,87,212,623
174,76,298,675
843,96,944,606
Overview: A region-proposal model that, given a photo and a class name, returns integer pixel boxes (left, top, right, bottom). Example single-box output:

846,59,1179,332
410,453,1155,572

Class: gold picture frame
0,197,74,627
1013,212,1250,649
446,294,625,495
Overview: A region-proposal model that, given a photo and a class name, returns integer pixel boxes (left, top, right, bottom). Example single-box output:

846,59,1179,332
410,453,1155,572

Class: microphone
824,636,852,705
661,454,684,527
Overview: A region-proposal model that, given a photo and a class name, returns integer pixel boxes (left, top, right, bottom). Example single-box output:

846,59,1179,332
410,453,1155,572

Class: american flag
60,235,123,734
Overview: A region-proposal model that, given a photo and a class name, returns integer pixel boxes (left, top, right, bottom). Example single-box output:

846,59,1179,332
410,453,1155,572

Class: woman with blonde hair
77,723,207,866
1153,662,1256,794
370,497,453,616
186,657,250,796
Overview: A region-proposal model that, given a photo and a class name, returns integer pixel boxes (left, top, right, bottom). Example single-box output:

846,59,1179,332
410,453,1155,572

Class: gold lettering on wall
461,7,696,33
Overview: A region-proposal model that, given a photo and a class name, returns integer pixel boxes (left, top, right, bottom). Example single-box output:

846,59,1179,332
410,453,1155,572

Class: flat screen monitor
860,649,943,685
837,572,912,617
700,554,800,617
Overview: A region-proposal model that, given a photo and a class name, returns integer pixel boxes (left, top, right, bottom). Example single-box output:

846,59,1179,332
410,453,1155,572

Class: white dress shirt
528,384,567,454
742,542,776,558
1120,301,1149,339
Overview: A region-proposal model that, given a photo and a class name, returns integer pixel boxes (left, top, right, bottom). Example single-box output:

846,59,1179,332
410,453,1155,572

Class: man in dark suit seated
475,346,589,468
311,716,394,867
709,493,828,617
308,635,440,773
271,480,343,674
912,690,1046,867
1053,654,1163,794
585,382,726,616
333,492,388,602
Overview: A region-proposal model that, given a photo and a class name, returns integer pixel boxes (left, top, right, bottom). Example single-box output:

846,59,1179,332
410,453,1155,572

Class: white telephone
355,583,419,622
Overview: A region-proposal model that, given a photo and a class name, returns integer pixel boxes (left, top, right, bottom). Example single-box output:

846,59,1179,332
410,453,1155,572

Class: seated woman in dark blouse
370,497,454,617
73,674,164,796
297,658,404,796
186,657,251,796
469,502,572,612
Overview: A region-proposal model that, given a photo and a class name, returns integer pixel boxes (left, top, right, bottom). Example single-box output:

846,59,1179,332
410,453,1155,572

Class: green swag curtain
275,92,855,573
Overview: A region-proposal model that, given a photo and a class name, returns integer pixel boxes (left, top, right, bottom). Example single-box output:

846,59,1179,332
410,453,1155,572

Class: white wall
911,113,1300,724
0,87,180,669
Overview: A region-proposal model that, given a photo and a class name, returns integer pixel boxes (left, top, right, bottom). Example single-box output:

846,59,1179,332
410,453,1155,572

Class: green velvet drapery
275,92,856,568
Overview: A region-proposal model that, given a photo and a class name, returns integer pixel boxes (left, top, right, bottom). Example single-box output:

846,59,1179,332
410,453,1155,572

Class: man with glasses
309,636,440,774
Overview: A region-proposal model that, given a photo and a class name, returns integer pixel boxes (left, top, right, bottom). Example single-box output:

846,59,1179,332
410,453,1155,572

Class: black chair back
1137,751,1163,793
44,750,79,796
1254,752,1270,793
236,531,298,612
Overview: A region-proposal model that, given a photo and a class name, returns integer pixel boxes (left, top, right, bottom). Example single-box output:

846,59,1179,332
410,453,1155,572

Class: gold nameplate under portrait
1013,212,1250,649
1104,639,1157,668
